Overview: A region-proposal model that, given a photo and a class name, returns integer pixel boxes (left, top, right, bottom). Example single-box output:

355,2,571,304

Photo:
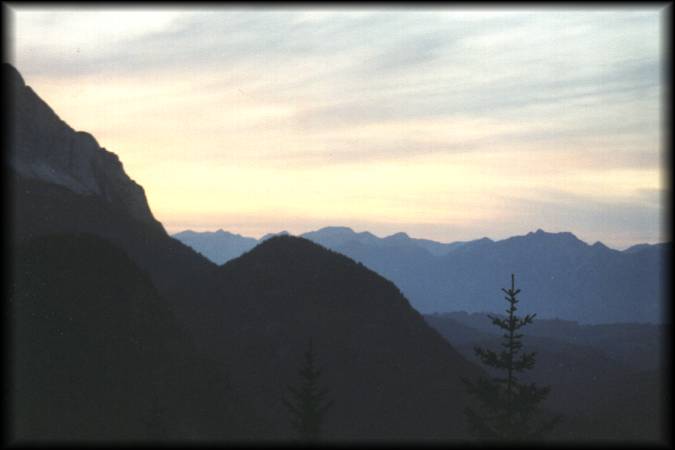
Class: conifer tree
462,274,560,440
282,338,334,442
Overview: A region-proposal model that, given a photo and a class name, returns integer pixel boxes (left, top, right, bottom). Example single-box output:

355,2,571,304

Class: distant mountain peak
214,229,244,238
386,231,410,240
526,229,581,243
316,226,356,234
530,228,563,237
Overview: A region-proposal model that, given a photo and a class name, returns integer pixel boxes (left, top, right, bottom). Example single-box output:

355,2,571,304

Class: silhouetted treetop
462,274,560,440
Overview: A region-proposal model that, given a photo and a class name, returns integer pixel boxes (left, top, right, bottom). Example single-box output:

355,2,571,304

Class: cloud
9,7,665,247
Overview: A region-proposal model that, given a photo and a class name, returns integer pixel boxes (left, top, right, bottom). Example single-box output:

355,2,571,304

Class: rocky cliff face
6,63,157,226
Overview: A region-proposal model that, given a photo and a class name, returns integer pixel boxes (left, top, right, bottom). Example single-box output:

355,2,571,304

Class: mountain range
173,226,668,324
5,62,666,443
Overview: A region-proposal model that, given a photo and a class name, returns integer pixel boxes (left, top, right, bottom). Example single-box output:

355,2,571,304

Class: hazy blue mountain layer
174,226,668,323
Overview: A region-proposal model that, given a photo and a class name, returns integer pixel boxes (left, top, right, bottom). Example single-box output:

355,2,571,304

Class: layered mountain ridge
174,226,668,323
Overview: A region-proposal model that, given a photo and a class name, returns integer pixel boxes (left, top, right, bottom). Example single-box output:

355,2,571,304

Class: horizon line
168,225,668,251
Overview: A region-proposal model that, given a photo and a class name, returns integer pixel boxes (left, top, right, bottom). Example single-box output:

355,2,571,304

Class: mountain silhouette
6,63,484,441
10,233,258,441
205,235,485,439
173,226,666,323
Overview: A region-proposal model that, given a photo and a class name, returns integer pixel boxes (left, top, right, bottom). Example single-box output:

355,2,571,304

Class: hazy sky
8,6,667,248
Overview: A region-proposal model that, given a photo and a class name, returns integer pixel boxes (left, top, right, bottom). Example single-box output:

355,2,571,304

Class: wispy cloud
9,6,665,247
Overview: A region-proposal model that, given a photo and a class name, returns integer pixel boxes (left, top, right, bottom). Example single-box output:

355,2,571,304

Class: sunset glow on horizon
8,6,666,248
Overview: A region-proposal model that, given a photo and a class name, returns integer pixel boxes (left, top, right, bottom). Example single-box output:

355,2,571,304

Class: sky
7,5,668,248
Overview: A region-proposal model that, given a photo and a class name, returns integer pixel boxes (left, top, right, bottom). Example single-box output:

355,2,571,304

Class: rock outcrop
5,63,157,226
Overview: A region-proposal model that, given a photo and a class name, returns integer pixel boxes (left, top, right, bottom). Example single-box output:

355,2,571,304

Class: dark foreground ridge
10,233,258,441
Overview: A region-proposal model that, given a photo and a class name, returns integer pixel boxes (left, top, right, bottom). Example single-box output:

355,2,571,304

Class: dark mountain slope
6,61,223,346
10,174,219,326
210,236,484,440
10,234,259,442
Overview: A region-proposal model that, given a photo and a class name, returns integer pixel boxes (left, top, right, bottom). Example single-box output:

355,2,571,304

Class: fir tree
462,274,560,440
282,338,334,442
